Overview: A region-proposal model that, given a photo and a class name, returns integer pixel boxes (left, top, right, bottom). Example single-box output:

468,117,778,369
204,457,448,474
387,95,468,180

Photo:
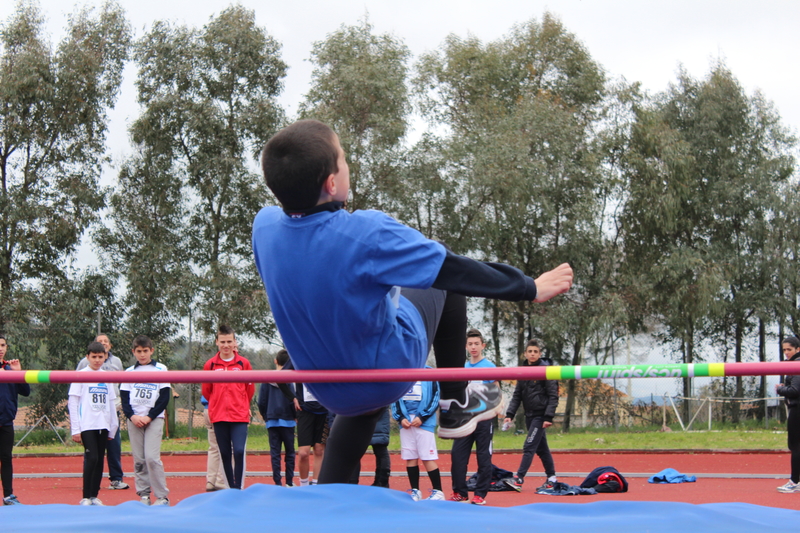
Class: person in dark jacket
258,349,297,487
503,339,559,492
776,336,800,493
0,336,30,505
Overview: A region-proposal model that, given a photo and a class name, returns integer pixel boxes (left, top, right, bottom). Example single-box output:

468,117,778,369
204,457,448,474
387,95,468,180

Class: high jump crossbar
0,362,797,384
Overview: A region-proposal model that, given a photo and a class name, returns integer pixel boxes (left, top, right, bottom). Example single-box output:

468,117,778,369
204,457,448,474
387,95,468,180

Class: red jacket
201,352,255,423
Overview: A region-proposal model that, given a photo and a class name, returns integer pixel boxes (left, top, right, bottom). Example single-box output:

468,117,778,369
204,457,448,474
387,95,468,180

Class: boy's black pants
319,288,467,484
451,419,493,498
0,425,14,497
82,429,108,499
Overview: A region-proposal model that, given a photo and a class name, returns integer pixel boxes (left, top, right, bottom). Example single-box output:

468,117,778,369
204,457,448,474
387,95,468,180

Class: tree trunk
732,319,743,424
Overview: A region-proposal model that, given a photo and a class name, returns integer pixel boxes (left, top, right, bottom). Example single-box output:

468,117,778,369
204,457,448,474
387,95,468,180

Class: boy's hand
6,359,21,371
533,263,573,303
131,415,152,428
72,434,82,443
293,398,302,411
410,417,422,428
401,419,411,429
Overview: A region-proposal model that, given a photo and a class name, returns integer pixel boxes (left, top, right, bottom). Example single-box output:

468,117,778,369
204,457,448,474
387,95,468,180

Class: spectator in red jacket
201,325,254,489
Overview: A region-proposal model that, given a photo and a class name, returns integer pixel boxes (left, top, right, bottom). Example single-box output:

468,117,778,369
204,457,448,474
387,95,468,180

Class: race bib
131,383,158,408
89,385,109,411
402,382,423,401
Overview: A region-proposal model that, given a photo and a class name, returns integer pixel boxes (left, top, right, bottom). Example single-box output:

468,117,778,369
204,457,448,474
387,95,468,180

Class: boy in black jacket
258,349,297,487
503,339,559,491
0,337,30,505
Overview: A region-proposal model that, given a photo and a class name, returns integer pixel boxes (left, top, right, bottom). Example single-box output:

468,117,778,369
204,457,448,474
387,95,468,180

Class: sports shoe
153,497,170,506
90,497,104,506
503,475,523,492
471,495,486,505
78,498,93,506
109,480,129,490
438,382,503,439
537,479,556,491
448,492,469,502
408,488,422,501
3,494,21,505
140,495,151,505
426,489,445,501
777,480,800,493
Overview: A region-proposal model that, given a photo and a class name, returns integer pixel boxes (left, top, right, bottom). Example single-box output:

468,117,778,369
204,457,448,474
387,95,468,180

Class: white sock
548,476,557,482
300,478,309,486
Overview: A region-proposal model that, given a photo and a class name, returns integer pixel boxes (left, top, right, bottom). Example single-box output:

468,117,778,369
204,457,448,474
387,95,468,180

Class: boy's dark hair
783,336,800,349
275,349,290,367
526,339,543,350
132,335,153,350
87,341,106,355
261,119,340,210
216,324,235,338
466,328,484,343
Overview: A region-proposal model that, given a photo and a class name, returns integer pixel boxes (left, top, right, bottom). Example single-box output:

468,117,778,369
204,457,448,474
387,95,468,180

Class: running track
9,450,800,510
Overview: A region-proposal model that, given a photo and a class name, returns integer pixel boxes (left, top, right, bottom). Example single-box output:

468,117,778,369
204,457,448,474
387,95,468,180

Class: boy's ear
322,173,337,196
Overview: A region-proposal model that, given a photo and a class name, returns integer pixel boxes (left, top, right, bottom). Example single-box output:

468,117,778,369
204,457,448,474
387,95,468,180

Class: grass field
13,423,788,454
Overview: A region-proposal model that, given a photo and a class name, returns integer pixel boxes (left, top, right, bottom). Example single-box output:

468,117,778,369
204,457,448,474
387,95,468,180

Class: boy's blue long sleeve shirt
252,206,537,416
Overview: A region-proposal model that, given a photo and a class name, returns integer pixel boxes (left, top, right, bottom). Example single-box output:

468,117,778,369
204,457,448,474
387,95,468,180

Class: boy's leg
473,420,493,498
400,288,466,397
106,424,125,486
0,425,14,497
372,443,390,487
268,427,282,485
536,431,556,479
128,422,149,496
143,419,169,499
230,422,248,489
213,422,235,488
204,409,227,489
82,430,107,499
318,408,384,484
516,416,546,480
450,433,474,498
283,427,296,486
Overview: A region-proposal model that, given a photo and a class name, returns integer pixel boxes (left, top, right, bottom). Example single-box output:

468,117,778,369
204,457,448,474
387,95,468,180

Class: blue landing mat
3,484,798,533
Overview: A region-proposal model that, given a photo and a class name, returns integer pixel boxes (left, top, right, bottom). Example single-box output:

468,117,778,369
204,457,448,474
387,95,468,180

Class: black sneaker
503,476,523,492
438,382,503,439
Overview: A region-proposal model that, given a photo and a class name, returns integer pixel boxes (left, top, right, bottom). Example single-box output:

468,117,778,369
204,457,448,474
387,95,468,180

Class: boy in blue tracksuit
253,119,573,483
258,350,297,487
0,336,30,505
392,371,443,501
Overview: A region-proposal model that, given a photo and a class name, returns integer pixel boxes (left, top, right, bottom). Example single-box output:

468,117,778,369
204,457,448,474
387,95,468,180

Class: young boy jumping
253,119,573,483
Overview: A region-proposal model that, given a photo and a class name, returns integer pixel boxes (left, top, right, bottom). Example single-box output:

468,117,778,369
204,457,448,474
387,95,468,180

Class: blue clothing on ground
252,206,446,416
648,468,697,483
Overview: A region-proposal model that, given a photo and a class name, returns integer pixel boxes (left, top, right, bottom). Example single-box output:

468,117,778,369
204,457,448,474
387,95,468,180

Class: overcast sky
32,0,800,170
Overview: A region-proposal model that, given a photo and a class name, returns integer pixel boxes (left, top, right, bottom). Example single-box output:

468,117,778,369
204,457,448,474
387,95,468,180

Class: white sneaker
109,480,129,490
425,489,445,501
153,497,170,506
78,498,92,506
777,480,800,493
140,495,151,505
408,488,422,501
90,497,104,506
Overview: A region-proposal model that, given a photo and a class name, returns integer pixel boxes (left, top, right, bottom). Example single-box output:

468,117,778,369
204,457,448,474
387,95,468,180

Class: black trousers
268,426,295,486
451,419,493,498
81,429,108,499
319,289,467,484
0,425,14,497
788,407,800,483
516,415,556,479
